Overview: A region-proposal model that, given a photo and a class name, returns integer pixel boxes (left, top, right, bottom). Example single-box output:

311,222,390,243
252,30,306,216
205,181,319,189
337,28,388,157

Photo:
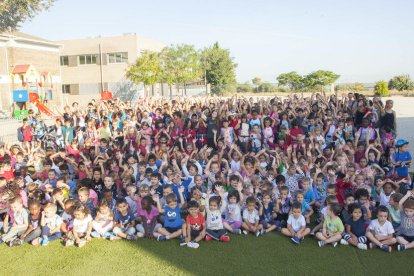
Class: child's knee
113,227,122,235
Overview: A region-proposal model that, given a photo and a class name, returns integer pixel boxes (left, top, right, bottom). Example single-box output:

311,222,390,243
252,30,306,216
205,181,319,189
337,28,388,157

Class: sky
21,0,414,83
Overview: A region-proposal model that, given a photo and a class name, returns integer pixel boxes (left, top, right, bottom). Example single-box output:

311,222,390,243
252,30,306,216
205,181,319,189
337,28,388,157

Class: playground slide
33,100,57,118
29,93,58,118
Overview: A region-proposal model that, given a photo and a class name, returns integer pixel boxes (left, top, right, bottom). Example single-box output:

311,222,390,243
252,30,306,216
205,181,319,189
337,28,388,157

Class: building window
78,54,97,65
60,56,69,66
62,84,71,94
107,52,128,64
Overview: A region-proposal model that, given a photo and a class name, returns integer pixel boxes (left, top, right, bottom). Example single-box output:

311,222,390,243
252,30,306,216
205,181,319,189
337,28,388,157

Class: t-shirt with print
164,205,182,228
43,214,63,230
287,214,306,232
260,202,275,223
29,213,41,229
367,219,394,236
115,210,136,228
324,216,344,234
399,212,414,237
186,214,205,231
73,215,93,233
243,209,259,224
138,207,159,224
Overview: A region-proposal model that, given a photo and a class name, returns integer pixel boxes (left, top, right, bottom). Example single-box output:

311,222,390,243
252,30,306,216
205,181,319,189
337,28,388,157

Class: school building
58,33,166,96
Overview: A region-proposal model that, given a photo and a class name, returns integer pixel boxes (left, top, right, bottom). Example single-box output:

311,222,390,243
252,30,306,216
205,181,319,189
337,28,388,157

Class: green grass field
1,233,413,275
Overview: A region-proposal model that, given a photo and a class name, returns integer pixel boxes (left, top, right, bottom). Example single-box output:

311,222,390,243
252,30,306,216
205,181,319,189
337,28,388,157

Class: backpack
17,127,26,142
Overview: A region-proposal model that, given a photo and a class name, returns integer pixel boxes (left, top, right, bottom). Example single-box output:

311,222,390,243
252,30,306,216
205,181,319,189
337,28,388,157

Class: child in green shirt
316,202,344,247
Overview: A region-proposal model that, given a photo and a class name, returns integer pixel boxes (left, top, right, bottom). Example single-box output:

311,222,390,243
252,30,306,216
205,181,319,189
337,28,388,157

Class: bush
258,82,277,92
237,83,253,92
374,81,389,96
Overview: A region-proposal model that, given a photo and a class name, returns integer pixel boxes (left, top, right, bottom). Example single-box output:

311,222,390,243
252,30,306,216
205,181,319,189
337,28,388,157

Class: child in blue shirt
341,203,368,250
154,187,186,245
295,190,313,224
112,198,136,240
392,139,412,192
302,177,316,207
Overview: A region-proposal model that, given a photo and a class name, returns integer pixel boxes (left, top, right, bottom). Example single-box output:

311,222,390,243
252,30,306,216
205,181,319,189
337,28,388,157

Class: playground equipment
11,64,58,119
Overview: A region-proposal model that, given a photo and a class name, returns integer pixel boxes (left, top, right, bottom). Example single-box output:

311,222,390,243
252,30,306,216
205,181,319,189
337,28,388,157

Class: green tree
258,82,277,92
160,44,201,96
388,75,414,91
303,70,340,92
374,80,389,96
126,51,161,97
237,82,253,92
0,0,56,32
276,71,303,91
201,42,237,94
252,77,262,92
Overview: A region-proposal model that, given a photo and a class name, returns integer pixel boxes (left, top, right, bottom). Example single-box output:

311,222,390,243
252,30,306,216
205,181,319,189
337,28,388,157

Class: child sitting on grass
366,206,396,252
396,190,414,251
66,204,93,247
112,198,137,241
316,203,344,247
340,203,368,250
39,202,62,246
281,202,310,245
154,188,186,244
242,196,262,237
205,186,230,242
0,197,28,246
184,200,206,249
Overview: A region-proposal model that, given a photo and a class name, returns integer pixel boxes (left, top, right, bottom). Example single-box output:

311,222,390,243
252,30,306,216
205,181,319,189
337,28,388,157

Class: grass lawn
1,233,414,275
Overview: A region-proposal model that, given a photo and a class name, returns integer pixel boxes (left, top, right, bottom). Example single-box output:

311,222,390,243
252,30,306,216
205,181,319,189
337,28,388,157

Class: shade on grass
1,234,414,275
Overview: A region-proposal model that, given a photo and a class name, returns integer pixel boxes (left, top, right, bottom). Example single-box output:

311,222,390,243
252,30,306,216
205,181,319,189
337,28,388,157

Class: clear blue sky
21,0,414,83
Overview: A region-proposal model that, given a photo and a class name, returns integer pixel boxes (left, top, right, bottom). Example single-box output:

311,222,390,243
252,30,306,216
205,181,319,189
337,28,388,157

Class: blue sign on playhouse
13,90,29,102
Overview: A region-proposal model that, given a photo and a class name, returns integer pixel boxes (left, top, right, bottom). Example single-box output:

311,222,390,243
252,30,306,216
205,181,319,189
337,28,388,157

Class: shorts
165,226,182,234
223,219,242,229
398,234,414,243
190,229,201,240
260,219,275,228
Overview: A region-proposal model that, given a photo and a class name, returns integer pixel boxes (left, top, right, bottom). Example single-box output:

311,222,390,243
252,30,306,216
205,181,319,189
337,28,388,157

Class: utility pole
99,42,104,93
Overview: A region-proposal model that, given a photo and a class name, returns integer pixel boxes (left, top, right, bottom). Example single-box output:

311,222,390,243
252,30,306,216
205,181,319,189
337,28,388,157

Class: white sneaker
65,240,74,247
136,232,144,238
77,239,87,248
332,242,338,248
340,239,349,245
187,242,199,249
242,230,248,235
357,243,368,250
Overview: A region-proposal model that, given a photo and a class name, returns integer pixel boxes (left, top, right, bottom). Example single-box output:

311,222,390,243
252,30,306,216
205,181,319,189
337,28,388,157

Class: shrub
374,81,389,96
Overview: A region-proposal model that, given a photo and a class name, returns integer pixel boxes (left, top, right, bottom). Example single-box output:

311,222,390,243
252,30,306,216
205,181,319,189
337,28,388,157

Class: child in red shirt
184,200,206,249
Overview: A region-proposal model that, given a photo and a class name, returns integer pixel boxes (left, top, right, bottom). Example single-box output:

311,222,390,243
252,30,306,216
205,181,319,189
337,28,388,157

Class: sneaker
242,230,248,235
340,239,349,245
205,235,213,241
397,244,406,251
109,235,120,241
0,239,4,244
261,229,266,235
187,241,199,249
291,236,300,245
255,230,260,237
11,239,23,247
91,231,101,238
41,237,49,246
300,237,304,242
332,242,338,248
357,243,368,250
380,244,392,253
309,232,315,236
369,242,377,249
136,232,144,238
232,229,242,235
219,235,231,242
127,235,138,241
157,235,167,241
77,239,86,248
318,241,326,247
179,236,187,246
65,239,74,247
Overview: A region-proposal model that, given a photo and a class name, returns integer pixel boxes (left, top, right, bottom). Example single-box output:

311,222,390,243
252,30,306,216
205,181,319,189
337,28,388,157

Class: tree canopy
0,0,55,32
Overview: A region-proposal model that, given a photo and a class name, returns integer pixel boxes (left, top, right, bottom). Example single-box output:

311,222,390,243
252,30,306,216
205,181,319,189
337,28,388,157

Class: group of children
1,93,413,252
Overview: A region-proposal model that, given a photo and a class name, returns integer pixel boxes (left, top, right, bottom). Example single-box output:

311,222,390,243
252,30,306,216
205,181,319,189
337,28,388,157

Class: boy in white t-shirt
242,196,262,237
366,206,397,252
281,202,310,245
